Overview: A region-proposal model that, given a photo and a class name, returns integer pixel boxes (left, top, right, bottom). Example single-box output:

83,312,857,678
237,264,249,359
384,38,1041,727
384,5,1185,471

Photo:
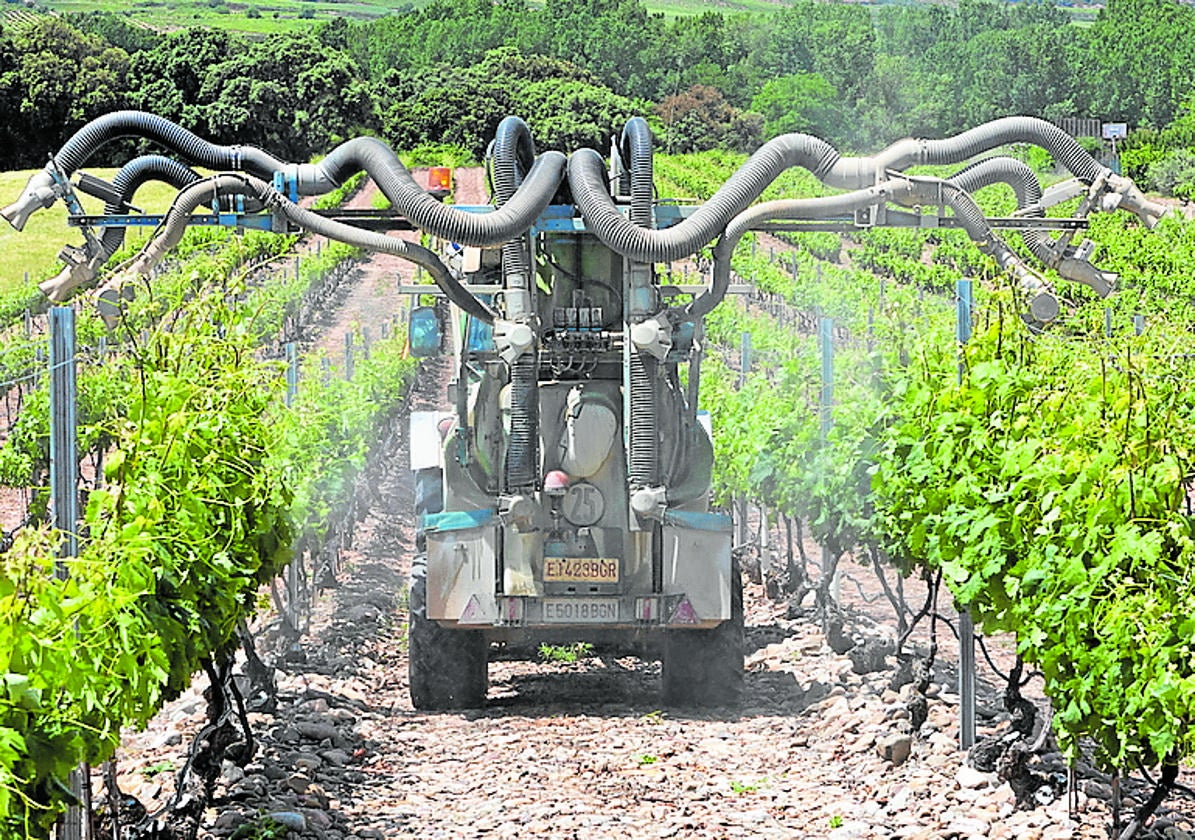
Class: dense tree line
1,0,1194,175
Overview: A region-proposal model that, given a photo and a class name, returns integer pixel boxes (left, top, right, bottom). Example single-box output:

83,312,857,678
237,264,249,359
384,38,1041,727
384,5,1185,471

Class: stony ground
106,172,1195,840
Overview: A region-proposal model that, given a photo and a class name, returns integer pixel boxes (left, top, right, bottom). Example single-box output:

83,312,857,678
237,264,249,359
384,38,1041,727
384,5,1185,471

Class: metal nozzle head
39,243,109,302
1105,174,1168,229
1029,292,1060,324
1,171,59,231
1057,257,1117,298
94,273,140,329
40,263,93,303
96,288,123,331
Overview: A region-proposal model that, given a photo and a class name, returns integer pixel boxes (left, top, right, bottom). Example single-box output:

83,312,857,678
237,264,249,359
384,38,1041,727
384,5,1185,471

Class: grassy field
22,0,418,34
25,0,793,31
0,168,188,297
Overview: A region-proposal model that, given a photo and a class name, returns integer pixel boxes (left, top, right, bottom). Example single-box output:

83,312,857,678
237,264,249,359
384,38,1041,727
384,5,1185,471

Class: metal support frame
50,306,89,840
819,317,837,602
756,214,1090,234
67,199,1086,241
50,307,78,571
956,279,976,751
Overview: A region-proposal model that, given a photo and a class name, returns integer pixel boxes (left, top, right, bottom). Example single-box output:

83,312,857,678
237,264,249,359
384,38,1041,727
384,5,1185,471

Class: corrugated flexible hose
116,173,496,323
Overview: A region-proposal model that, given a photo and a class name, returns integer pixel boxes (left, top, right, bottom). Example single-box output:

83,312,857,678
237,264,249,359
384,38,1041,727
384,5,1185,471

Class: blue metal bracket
68,213,276,231
67,201,706,237
272,170,299,203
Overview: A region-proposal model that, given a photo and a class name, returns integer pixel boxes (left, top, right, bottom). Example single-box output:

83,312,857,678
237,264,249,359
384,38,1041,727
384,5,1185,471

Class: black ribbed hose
492,116,539,493
492,116,535,294
505,355,539,490
54,110,285,177
316,135,565,248
947,156,1052,268
123,173,496,323
621,117,654,228
100,155,202,259
492,116,536,202
619,118,661,491
692,175,1057,323
628,352,658,485
874,117,1105,183
23,111,565,248
568,132,838,264
256,179,498,323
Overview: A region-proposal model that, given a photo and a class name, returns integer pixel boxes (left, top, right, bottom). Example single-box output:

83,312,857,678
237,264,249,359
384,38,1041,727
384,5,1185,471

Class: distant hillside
14,0,419,34
15,0,1104,28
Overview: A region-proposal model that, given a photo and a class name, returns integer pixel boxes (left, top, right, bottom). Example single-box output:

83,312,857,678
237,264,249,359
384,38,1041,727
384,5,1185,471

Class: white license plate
541,598,620,623
543,556,619,584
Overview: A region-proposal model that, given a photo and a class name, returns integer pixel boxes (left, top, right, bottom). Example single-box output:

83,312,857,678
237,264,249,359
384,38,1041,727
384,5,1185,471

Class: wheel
661,558,744,707
408,554,488,710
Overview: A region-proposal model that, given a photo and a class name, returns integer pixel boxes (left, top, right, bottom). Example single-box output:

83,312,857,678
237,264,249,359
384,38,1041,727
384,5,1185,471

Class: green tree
127,28,236,124
1,17,130,166
198,34,376,159
519,78,642,151
1146,149,1195,198
750,73,841,143
1087,0,1195,128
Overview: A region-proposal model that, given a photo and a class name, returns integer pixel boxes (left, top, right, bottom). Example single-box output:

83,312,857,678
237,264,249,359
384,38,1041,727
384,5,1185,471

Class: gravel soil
106,172,1195,840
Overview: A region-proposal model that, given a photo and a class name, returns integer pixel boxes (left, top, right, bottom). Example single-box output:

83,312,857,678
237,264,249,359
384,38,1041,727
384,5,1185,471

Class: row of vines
0,171,421,835
669,148,1195,821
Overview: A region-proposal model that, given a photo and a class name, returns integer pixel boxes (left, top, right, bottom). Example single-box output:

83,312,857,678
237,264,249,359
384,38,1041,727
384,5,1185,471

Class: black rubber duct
115,173,496,324
693,175,1058,324
621,117,654,229
492,116,536,309
871,117,1103,183
315,135,565,248
568,133,839,264
619,117,661,488
628,352,659,486
566,117,1164,270
3,111,287,231
100,155,203,260
5,111,567,247
53,110,286,177
946,156,1052,268
492,116,539,492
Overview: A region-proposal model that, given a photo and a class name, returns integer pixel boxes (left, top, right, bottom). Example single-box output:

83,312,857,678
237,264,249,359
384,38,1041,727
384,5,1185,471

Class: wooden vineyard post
50,306,91,840
956,279,976,750
819,316,837,602
344,332,355,380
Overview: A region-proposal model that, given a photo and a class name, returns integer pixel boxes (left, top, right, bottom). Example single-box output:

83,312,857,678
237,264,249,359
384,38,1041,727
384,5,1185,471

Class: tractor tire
661,559,744,707
408,554,488,710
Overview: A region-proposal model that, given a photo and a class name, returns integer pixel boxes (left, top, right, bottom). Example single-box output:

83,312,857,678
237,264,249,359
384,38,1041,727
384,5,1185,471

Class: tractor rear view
407,117,741,710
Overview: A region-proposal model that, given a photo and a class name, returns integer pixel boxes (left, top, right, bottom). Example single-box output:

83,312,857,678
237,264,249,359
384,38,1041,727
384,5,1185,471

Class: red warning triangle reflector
669,597,700,625
459,594,483,624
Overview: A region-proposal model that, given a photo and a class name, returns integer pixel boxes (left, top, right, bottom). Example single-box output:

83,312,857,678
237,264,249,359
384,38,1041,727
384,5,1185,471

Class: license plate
543,556,619,584
541,598,620,623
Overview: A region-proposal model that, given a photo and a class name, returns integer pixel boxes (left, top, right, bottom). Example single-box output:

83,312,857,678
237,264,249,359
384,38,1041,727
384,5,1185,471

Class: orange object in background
428,167,452,192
